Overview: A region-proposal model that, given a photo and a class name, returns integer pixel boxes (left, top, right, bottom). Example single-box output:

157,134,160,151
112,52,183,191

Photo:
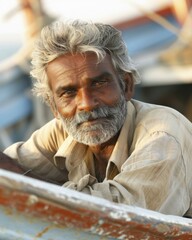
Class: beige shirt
4,99,192,217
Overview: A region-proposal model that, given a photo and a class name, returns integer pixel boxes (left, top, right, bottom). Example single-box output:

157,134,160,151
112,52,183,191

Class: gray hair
31,19,140,106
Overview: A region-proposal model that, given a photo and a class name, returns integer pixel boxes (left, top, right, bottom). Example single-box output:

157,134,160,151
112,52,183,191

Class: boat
0,169,192,240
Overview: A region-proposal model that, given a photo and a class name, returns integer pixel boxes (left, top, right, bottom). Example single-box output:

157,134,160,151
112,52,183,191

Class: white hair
31,19,140,106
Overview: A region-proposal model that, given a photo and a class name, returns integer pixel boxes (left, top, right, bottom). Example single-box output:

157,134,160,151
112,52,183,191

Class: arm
0,151,52,181
2,119,68,184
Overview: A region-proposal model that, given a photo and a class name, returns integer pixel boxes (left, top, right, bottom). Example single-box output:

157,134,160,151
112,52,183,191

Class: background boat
0,0,191,150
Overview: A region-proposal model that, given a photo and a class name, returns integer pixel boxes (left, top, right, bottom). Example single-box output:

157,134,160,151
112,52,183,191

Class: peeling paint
34,225,55,239
155,223,171,233
109,210,131,221
26,195,39,206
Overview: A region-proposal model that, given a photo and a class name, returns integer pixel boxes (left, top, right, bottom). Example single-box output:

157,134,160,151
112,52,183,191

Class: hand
0,151,25,174
0,151,58,183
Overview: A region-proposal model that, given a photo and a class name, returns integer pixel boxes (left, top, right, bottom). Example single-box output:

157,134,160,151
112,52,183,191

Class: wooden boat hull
0,169,192,239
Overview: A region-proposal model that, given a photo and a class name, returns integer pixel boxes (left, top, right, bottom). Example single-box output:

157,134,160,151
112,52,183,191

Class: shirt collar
54,135,88,170
107,100,136,172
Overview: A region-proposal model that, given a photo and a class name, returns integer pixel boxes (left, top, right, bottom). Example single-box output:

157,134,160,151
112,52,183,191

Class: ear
123,73,134,101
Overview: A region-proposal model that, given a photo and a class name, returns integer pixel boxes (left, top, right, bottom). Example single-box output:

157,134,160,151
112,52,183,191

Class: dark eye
60,88,76,98
92,78,109,87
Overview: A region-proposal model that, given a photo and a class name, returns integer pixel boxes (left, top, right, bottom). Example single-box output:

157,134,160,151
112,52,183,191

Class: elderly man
1,20,192,217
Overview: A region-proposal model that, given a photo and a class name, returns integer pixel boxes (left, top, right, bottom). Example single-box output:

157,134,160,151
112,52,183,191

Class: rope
127,0,181,36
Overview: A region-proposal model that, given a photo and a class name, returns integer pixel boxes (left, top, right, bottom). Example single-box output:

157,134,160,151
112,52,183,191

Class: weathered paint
0,169,192,240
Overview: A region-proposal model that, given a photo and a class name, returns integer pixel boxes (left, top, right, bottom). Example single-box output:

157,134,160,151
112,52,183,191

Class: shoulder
30,118,68,150
131,99,192,141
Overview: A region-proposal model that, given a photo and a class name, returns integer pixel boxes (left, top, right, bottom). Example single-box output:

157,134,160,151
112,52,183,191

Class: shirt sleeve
64,132,189,216
3,119,68,183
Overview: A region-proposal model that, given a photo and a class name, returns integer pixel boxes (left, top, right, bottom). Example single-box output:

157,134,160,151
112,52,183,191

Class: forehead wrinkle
47,52,114,88
66,64,100,83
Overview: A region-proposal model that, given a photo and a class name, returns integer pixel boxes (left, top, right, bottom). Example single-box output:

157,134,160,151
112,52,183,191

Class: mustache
75,106,113,124
73,106,121,124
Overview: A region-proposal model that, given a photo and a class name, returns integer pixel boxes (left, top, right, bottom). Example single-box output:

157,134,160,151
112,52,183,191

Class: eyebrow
88,72,112,82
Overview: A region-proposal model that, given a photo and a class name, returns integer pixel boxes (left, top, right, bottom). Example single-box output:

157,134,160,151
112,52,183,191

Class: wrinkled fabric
4,99,192,216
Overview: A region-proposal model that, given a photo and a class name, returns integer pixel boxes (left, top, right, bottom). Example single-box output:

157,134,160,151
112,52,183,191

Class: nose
77,88,98,112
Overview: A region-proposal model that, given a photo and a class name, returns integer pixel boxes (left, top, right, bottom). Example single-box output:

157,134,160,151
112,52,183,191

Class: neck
89,132,120,182
89,131,120,162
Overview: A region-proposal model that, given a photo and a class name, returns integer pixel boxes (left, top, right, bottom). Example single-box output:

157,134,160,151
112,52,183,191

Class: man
1,20,192,217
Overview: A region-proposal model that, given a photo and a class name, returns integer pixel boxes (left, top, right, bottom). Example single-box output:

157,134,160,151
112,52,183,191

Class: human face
47,52,132,145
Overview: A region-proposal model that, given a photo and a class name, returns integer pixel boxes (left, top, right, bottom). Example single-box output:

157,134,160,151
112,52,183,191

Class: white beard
60,95,127,145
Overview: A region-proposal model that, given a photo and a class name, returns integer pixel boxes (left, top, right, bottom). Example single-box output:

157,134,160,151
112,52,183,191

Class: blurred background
0,0,192,150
